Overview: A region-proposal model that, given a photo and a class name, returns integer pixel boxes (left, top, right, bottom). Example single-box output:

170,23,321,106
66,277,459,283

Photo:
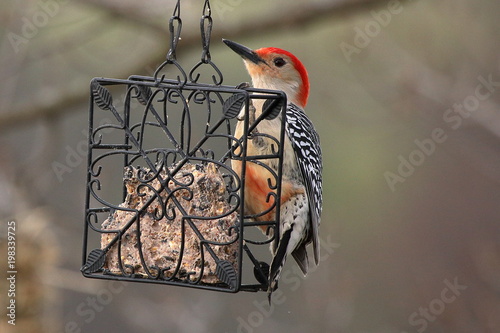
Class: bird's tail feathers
291,245,309,275
267,227,293,301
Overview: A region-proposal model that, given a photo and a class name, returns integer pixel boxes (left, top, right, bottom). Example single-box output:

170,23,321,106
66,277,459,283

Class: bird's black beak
223,39,265,65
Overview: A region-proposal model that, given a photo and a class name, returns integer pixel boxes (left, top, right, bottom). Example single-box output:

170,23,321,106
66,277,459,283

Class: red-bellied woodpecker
223,39,323,300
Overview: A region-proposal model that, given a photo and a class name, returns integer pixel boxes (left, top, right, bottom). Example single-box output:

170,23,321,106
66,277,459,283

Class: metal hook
188,0,223,85
200,15,213,63
203,0,211,16
153,0,187,85
201,0,212,63
167,0,182,61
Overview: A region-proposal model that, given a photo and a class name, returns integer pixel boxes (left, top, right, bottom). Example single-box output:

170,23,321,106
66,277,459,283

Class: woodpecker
223,39,322,300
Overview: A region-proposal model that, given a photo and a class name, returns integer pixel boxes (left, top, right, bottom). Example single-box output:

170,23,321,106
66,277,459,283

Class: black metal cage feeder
81,0,287,293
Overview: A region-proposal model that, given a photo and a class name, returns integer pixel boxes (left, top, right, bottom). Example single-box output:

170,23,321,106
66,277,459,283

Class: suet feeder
81,0,287,293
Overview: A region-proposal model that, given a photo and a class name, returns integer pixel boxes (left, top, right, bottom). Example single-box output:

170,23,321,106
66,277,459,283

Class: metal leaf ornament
215,260,238,289
81,248,106,273
91,79,113,111
262,97,284,120
223,93,246,119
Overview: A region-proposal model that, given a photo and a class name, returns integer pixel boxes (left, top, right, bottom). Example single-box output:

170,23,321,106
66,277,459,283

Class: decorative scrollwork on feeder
81,0,287,293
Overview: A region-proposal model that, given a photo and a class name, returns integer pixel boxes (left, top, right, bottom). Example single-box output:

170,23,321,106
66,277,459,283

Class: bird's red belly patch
244,163,298,226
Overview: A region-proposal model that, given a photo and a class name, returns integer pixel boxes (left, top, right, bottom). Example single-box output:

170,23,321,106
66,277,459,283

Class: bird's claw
236,82,251,90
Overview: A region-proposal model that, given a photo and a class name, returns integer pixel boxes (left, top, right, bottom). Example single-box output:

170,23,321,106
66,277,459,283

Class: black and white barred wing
285,103,323,264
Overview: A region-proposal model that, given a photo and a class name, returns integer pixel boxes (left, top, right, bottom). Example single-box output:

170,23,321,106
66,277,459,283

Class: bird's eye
273,57,286,67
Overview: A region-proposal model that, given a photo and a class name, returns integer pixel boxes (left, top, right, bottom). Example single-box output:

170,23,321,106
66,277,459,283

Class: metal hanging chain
189,0,223,85
167,0,181,61
154,0,187,85
200,0,213,63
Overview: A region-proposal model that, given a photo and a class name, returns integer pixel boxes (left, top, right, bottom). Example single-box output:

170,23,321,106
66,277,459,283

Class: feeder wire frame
81,75,288,293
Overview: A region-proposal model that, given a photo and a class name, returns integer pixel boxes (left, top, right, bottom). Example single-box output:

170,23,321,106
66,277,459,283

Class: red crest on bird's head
223,39,309,108
254,47,310,107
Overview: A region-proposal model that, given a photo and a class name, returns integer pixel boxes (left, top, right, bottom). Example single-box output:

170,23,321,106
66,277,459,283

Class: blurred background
1,0,499,332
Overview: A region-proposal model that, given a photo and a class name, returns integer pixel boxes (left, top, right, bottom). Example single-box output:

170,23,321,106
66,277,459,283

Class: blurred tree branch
0,0,389,131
